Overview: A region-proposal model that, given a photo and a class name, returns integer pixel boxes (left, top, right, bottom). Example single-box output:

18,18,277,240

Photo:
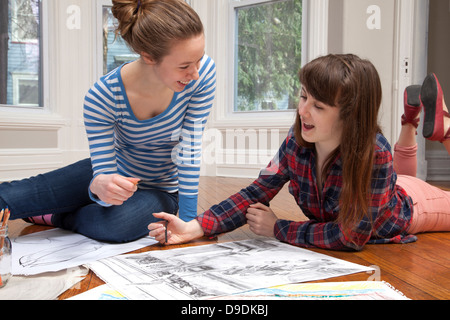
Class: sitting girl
0,0,216,243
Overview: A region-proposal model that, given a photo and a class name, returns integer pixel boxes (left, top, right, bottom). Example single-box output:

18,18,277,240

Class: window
0,0,42,107
233,0,302,113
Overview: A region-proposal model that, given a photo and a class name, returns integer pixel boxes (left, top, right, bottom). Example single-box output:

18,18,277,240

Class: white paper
11,228,157,275
0,266,89,300
89,239,374,300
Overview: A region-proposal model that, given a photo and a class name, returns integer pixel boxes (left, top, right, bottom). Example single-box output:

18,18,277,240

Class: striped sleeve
82,56,216,216
83,74,120,206
175,56,216,221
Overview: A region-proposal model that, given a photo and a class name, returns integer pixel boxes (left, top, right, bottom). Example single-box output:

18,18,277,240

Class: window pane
235,0,302,112
102,6,138,75
0,0,42,107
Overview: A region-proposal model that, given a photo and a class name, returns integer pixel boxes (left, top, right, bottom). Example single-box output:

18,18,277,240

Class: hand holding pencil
89,174,141,206
148,212,205,245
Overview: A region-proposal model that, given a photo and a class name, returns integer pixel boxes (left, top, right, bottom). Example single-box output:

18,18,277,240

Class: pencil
0,208,9,287
0,208,10,260
1,208,10,250
0,209,4,254
165,220,168,244
1,208,10,228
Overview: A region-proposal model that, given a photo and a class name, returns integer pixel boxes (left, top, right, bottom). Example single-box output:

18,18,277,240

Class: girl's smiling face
149,34,206,92
298,87,344,152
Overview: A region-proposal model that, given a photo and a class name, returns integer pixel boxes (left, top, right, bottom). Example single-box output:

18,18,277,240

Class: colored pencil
0,208,11,287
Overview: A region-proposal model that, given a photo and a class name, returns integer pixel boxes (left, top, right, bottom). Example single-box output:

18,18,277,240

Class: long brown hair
294,54,382,231
112,0,204,62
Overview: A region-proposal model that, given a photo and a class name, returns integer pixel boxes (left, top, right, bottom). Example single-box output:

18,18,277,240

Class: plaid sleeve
196,133,292,236
274,219,367,251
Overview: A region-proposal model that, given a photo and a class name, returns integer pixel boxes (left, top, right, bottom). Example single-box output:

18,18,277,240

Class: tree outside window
235,0,302,112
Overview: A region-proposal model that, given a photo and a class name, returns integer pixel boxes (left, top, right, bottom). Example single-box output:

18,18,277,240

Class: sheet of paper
89,239,375,300
11,228,157,275
209,281,410,300
0,266,89,300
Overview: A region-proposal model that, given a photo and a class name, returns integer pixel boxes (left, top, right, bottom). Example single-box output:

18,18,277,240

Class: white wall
425,0,450,181
328,0,429,181
338,0,397,142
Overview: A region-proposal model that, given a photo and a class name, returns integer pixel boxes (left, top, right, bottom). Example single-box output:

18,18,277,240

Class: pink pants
394,144,450,234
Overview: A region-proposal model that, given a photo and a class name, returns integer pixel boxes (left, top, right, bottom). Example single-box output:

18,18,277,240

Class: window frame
212,0,328,128
11,72,39,106
0,0,48,112
94,0,112,82
230,0,304,115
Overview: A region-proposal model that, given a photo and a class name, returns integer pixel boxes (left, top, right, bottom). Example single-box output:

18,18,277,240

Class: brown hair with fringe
112,0,204,63
294,54,382,232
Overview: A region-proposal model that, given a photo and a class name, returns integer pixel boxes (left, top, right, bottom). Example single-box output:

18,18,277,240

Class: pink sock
29,214,54,226
394,143,418,177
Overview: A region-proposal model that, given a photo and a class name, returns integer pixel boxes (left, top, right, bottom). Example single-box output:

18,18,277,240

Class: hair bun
111,0,204,62
111,0,142,39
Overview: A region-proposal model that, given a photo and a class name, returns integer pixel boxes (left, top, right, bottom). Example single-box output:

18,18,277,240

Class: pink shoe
401,85,422,129
422,73,450,143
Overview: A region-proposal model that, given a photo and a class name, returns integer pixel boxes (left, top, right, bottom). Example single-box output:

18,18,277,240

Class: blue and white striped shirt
83,55,216,221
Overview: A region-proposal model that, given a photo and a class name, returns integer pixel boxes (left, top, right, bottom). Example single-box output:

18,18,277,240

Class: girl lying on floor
149,54,450,251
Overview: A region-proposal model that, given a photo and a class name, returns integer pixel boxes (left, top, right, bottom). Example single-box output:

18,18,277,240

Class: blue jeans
0,159,178,243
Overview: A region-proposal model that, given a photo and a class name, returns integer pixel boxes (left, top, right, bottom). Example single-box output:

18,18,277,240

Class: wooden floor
7,176,450,300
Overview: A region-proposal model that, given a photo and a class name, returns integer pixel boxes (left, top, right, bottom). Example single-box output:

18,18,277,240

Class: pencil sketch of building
89,239,374,300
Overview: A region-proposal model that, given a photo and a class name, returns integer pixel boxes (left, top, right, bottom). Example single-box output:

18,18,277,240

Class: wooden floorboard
6,176,450,300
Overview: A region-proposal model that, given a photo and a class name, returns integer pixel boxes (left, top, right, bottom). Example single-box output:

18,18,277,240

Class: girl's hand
246,203,278,238
90,174,140,206
148,212,205,245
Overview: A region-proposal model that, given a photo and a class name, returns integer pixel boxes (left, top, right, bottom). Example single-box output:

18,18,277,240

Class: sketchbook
89,239,375,300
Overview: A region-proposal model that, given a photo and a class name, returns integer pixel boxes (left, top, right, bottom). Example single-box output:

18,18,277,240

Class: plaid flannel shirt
196,127,417,251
